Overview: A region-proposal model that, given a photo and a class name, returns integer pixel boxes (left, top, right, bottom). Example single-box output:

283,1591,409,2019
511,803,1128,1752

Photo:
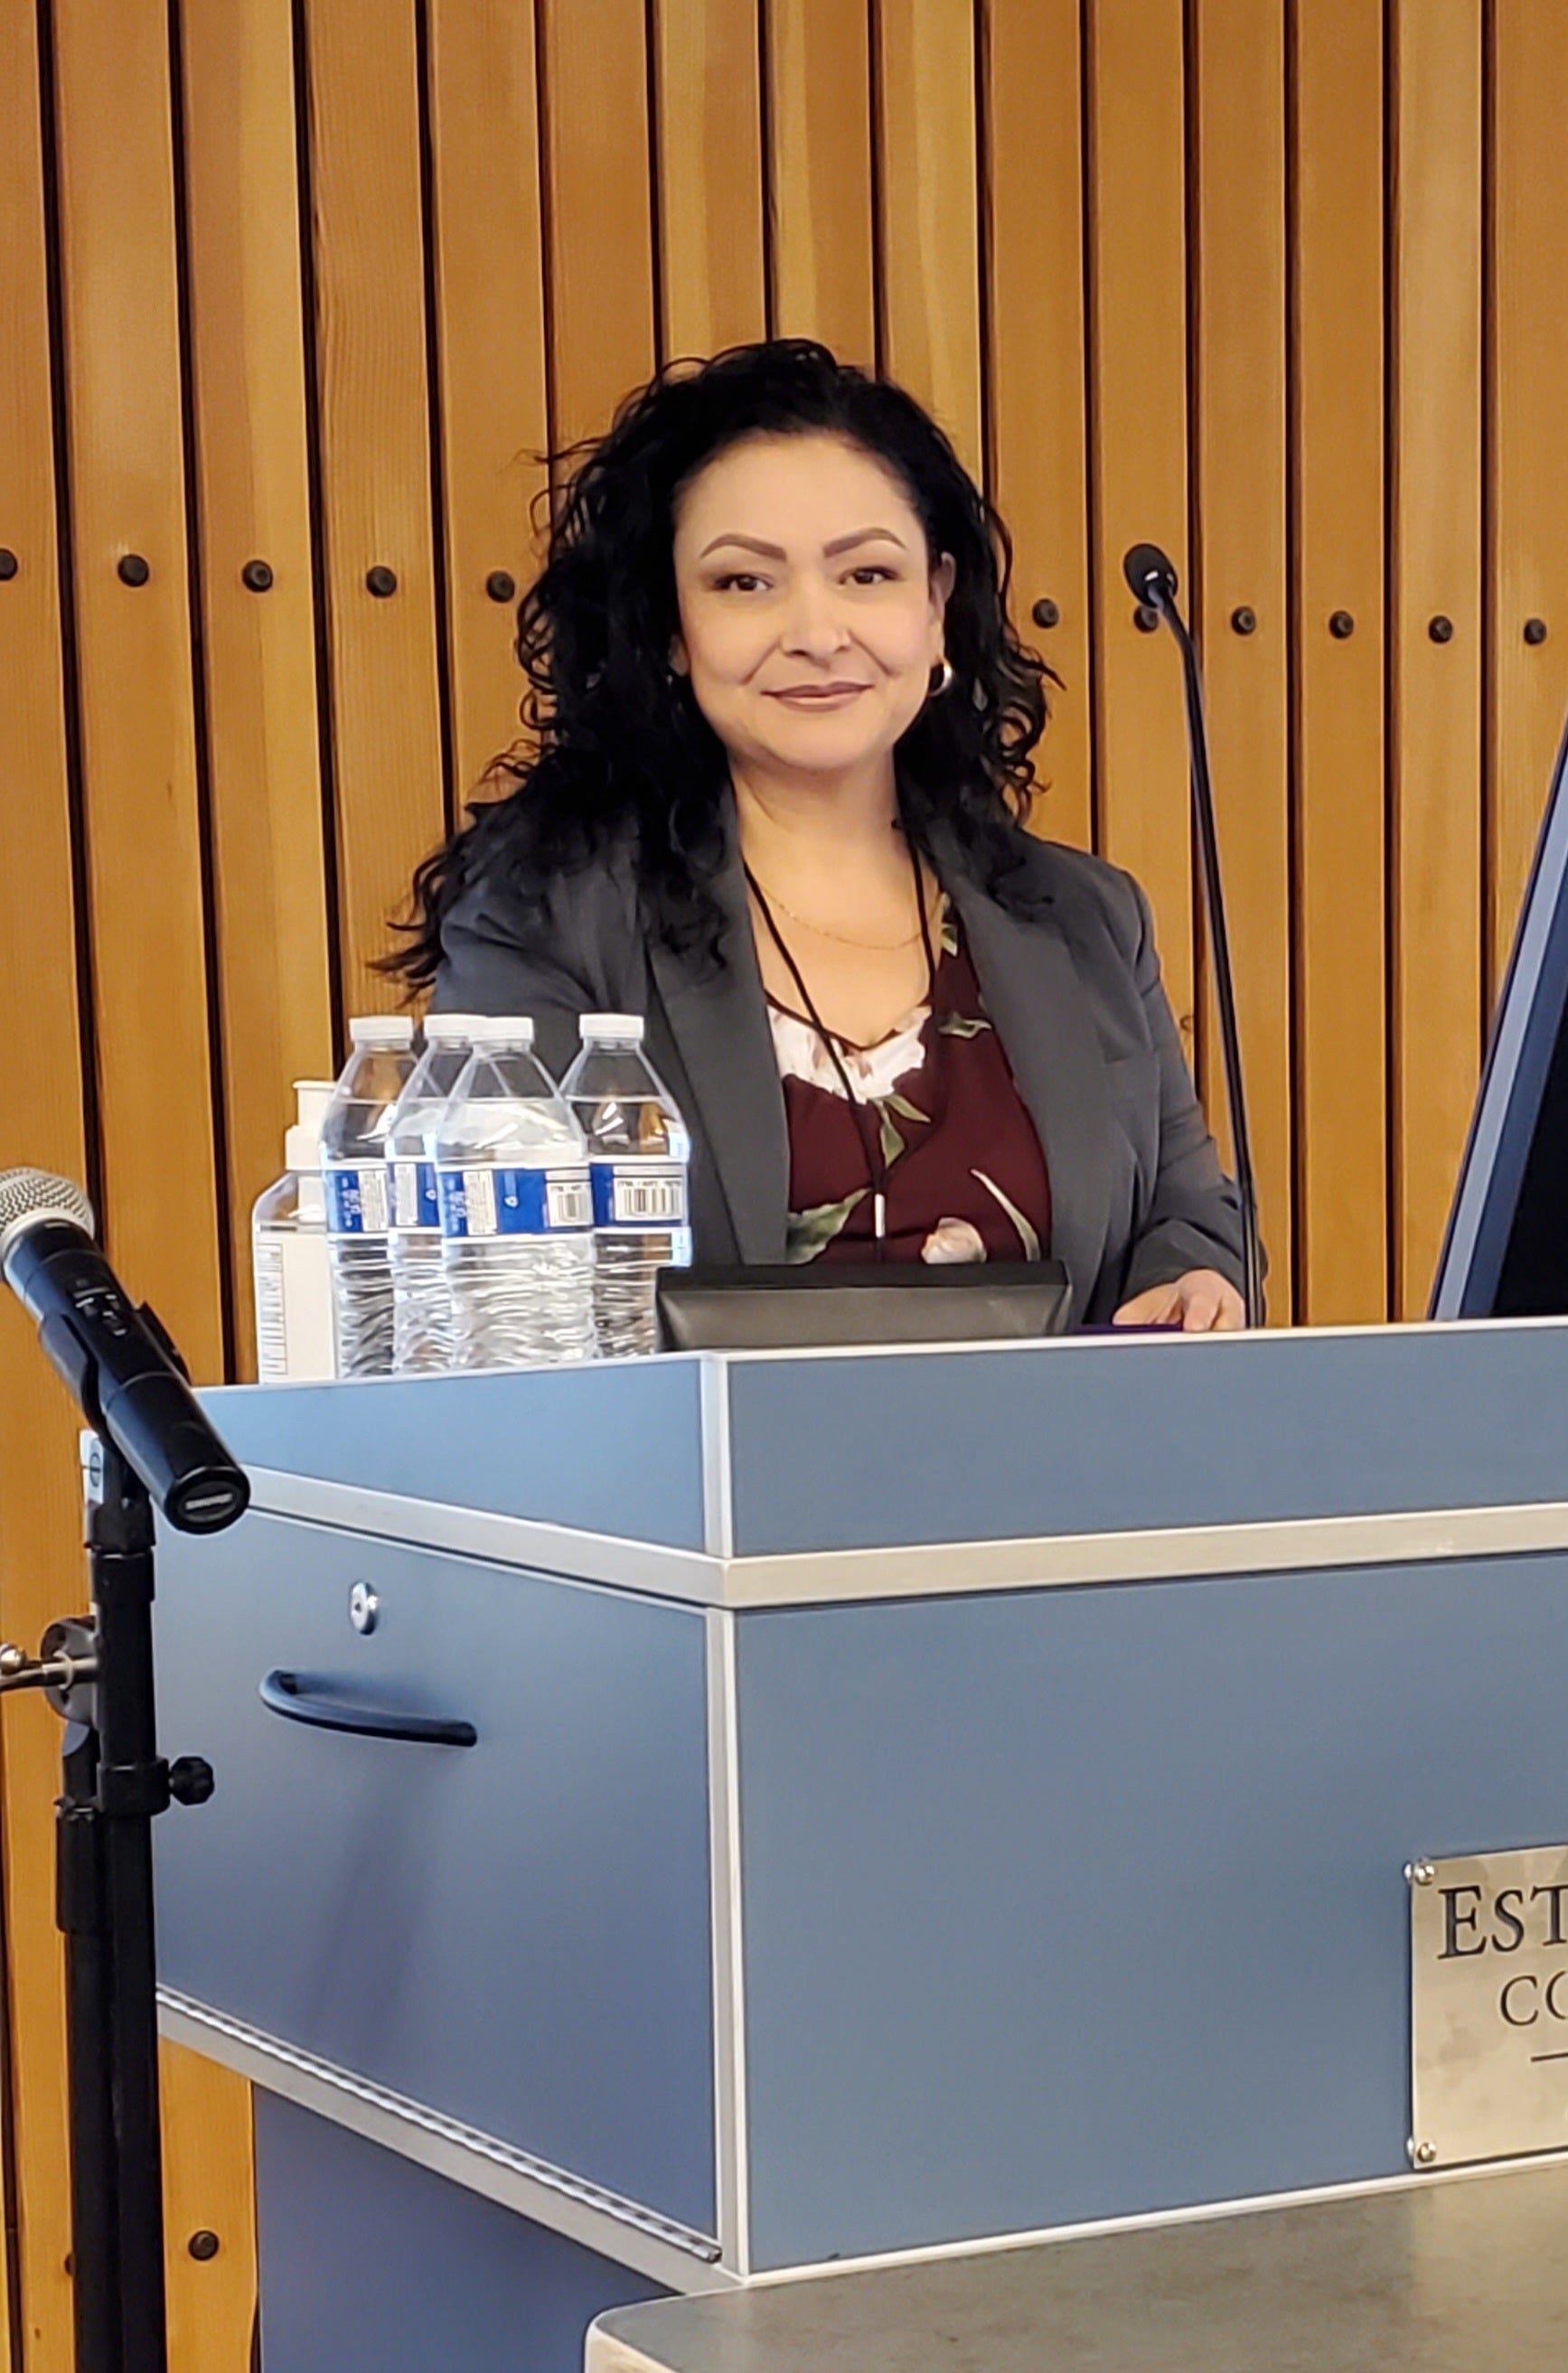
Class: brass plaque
1410,1843,1568,2168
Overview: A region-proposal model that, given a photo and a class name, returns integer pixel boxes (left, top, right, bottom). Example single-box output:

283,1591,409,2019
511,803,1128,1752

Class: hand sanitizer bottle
252,1080,337,1382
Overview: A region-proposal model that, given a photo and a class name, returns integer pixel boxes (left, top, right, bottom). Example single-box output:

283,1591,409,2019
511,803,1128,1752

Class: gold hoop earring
931,657,954,699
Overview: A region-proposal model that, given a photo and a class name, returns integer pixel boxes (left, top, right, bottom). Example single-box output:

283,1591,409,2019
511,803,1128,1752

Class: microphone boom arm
1124,546,1265,1326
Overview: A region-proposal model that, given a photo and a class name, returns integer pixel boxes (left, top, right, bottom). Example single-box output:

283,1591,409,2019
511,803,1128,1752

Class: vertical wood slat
51,0,225,1379
653,0,766,363
1488,0,1568,1000
179,0,333,1380
1190,0,1292,1313
1291,0,1388,1325
537,0,657,451
301,0,446,1016
982,0,1093,851
159,2044,256,2370
874,0,983,484
0,5,89,2356
161,0,315,2318
427,0,551,802
1389,0,1484,1317
1084,0,1195,1034
765,0,876,365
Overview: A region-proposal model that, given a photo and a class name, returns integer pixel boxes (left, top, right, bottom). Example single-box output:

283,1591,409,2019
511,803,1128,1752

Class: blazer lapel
647,845,789,1263
943,855,1114,1323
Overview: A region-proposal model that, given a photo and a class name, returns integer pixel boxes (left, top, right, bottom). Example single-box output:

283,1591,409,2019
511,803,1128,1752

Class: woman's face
670,433,953,786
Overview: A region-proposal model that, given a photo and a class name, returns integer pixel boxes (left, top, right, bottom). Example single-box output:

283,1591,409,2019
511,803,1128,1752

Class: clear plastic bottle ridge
319,1015,418,1377
561,1013,691,1359
386,1013,478,1374
435,1017,596,1369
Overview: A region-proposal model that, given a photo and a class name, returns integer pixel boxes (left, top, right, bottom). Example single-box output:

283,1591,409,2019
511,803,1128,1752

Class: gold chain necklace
745,871,936,952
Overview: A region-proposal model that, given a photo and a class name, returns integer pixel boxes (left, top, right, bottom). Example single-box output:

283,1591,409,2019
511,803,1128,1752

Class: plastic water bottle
386,1013,478,1375
435,1017,595,1369
561,1014,691,1359
252,1079,338,1383
320,1015,417,1377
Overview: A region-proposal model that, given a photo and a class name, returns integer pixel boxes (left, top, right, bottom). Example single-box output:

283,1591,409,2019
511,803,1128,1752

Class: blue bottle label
391,1158,440,1233
324,1162,390,1238
589,1158,689,1229
437,1164,592,1239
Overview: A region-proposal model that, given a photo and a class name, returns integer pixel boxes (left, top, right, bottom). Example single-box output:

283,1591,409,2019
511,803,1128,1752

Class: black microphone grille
0,1168,96,1265
1123,542,1179,605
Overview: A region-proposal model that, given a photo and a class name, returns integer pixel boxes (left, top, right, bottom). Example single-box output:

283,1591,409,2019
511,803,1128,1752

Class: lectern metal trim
242,1467,1568,1609
705,1609,751,2275
156,1988,730,2294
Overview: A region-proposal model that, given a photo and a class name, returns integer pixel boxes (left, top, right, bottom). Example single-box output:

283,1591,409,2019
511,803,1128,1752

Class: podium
151,1323,1568,2370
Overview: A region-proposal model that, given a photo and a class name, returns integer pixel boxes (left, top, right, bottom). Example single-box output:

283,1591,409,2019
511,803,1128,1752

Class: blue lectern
152,1324,1568,2370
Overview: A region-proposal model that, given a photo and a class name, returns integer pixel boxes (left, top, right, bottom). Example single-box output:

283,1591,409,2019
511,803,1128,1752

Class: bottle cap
579,1013,644,1043
424,1011,480,1045
348,1013,415,1046
465,1015,535,1046
286,1080,336,1173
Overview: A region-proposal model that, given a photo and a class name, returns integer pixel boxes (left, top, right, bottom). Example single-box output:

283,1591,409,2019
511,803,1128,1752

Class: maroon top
769,904,1053,1265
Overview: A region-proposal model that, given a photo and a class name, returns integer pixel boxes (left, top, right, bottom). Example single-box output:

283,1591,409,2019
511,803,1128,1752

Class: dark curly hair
384,339,1054,988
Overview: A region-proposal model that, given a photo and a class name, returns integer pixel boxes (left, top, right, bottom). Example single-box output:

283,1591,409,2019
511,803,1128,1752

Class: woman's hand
1113,1268,1245,1333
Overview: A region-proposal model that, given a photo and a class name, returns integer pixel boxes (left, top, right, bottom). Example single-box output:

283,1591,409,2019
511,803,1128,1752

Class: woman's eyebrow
696,525,910,561
822,527,908,557
697,532,787,559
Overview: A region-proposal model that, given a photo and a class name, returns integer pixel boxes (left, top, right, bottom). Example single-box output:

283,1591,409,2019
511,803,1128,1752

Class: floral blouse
772,900,1054,1265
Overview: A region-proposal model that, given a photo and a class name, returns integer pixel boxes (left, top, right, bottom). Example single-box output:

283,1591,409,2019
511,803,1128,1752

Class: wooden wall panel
0,10,89,2359
1389,0,1484,1316
180,0,333,1381
765,1,876,364
875,0,983,483
300,0,446,1017
654,0,766,362
1084,0,1195,1031
983,0,1093,850
1488,2,1568,1000
427,0,551,802
538,0,657,449
159,2044,256,2370
51,0,225,1379
1190,0,1292,1311
1291,0,1388,1325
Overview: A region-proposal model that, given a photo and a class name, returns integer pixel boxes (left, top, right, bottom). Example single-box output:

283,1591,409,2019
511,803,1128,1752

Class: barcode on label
591,1160,688,1229
546,1174,594,1231
615,1175,683,1223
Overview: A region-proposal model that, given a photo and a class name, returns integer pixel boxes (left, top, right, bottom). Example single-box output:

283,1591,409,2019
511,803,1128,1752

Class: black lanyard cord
745,841,942,1257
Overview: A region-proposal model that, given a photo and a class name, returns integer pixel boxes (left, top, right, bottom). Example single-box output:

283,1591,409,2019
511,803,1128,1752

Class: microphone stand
0,1324,239,2373
1126,547,1265,1327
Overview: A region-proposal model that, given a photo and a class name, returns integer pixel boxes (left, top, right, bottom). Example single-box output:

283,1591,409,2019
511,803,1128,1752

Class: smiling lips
765,681,872,708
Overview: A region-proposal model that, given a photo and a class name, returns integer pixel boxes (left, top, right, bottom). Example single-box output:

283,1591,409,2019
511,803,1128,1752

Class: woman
390,342,1246,1330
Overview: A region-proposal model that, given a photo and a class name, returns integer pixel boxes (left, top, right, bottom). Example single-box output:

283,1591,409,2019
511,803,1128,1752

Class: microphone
1123,541,1178,609
0,1168,249,1532
1120,544,1264,1326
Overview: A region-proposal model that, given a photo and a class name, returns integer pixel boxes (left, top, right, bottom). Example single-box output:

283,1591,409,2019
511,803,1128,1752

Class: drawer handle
259,1670,477,1748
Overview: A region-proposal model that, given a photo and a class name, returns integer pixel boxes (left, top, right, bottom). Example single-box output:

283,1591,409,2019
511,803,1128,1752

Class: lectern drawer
153,1512,715,2239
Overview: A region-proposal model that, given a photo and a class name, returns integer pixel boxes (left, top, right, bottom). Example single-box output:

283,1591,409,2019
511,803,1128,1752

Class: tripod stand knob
168,1756,214,1807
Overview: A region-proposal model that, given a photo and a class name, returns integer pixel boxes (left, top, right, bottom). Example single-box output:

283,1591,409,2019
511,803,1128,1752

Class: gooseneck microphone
1122,545,1264,1326
0,1168,249,1531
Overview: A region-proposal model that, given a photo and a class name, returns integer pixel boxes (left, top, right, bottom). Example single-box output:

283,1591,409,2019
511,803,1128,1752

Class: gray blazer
432,815,1247,1327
